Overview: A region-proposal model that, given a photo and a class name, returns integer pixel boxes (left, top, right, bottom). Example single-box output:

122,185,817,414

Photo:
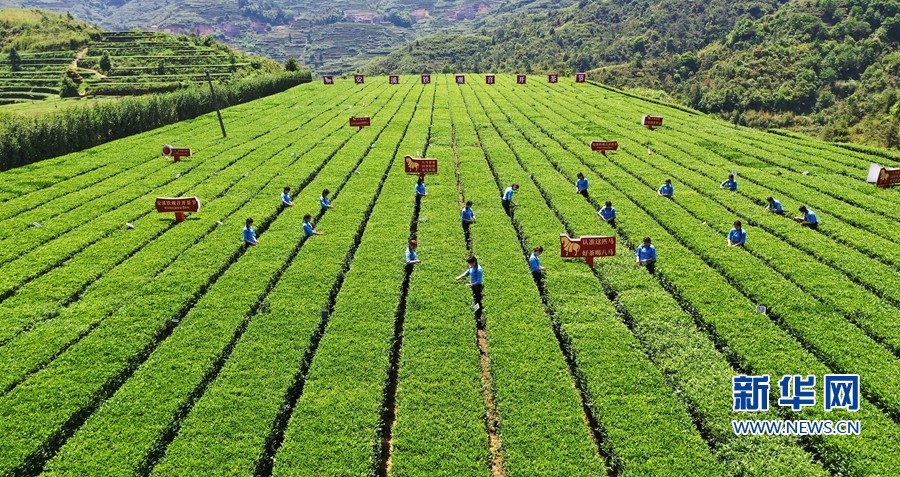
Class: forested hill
364,0,790,74
364,0,899,150
595,0,899,149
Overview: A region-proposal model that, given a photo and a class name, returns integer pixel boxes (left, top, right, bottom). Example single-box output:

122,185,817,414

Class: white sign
867,163,882,183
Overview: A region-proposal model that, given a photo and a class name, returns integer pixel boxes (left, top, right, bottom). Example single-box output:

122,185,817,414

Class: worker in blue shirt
281,187,293,207
320,189,333,213
598,201,616,227
501,183,519,217
303,213,323,237
456,255,484,314
728,220,746,247
635,236,656,274
658,179,674,198
415,177,427,197
529,245,546,288
405,239,420,273
720,174,737,191
766,196,784,215
243,217,258,246
461,200,476,247
575,172,589,198
794,206,818,229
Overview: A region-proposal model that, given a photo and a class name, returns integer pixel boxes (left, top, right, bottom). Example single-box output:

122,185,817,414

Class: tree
99,51,112,73
284,57,300,71
9,47,21,72
65,67,83,84
59,77,80,98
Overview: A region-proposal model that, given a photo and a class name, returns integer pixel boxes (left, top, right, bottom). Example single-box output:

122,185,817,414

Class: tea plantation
0,75,898,476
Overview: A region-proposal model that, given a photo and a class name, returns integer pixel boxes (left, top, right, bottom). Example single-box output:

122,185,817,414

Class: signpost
349,116,371,129
404,155,438,180
877,167,900,188
156,197,200,223
575,72,586,83
354,74,365,84
162,144,192,162
560,234,616,268
548,73,559,83
485,74,495,85
456,74,466,85
590,141,619,156
389,75,400,84
323,75,334,85
517,74,527,84
642,115,664,130
421,74,431,84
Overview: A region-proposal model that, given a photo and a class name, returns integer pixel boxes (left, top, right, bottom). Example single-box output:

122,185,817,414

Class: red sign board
155,197,201,223
485,74,495,85
877,167,900,188
548,73,559,83
642,115,664,130
323,75,334,85
456,75,465,84
421,74,431,84
517,74,527,84
404,155,438,176
591,141,619,156
354,74,365,84
560,234,616,268
575,73,586,83
162,144,192,162
350,116,371,128
389,75,400,84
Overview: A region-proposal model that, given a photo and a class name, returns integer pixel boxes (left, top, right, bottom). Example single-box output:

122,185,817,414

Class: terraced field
0,30,267,108
0,75,898,476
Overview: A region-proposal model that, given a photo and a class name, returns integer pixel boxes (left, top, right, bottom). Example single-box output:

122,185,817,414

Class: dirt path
70,46,88,70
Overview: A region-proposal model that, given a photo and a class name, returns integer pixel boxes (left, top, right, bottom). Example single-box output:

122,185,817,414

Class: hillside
0,0,516,72
364,0,789,73
0,8,283,109
1,76,900,476
594,0,900,149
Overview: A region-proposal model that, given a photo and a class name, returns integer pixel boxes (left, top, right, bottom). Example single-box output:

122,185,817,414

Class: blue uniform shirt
405,247,417,263
465,265,484,285
461,207,475,222
769,199,783,213
635,244,656,261
320,196,330,208
729,228,747,245
804,209,818,224
722,179,738,191
303,221,315,237
415,183,426,196
503,187,514,201
529,253,541,272
599,207,616,220
576,178,588,191
243,226,256,243
658,183,674,196
281,192,292,205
